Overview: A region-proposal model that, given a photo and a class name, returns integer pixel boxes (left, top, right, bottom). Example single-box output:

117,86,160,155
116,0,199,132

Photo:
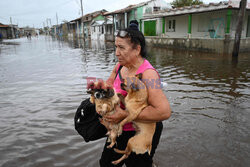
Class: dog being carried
87,80,120,148
112,73,156,165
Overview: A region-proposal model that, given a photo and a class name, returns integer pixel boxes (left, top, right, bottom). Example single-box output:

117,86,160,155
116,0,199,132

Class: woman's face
115,37,140,66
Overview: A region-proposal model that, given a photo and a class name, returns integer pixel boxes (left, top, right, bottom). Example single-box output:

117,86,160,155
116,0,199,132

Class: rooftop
143,1,250,19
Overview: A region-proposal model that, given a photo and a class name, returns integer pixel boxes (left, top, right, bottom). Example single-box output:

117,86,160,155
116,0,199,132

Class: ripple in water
0,37,249,167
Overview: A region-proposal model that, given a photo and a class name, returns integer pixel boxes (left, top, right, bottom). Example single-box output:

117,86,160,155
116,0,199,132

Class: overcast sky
0,0,220,28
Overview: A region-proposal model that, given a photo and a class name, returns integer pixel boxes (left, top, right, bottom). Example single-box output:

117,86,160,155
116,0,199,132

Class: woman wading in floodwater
99,21,171,167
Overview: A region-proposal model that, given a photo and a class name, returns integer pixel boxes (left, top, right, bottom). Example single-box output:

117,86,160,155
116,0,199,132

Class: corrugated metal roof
70,9,107,22
91,20,105,26
143,1,244,19
91,18,113,26
104,0,152,15
0,24,10,28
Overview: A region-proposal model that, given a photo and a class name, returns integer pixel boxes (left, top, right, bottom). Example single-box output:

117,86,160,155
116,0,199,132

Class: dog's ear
87,90,94,94
106,88,115,97
87,81,95,90
135,73,143,80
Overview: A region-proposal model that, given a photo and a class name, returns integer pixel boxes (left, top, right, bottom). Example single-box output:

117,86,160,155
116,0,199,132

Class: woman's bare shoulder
141,69,159,80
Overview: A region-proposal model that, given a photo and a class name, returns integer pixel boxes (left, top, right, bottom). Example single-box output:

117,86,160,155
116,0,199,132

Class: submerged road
0,36,250,167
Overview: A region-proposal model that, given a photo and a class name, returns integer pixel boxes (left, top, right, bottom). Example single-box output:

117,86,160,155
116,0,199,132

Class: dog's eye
94,92,103,99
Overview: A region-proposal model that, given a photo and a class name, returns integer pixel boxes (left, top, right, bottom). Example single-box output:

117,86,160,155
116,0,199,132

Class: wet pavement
0,36,250,167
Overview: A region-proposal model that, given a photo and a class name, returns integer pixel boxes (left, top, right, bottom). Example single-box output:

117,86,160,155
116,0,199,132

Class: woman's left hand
104,105,127,124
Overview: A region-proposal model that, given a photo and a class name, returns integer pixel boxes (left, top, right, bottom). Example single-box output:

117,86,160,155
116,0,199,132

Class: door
144,20,156,36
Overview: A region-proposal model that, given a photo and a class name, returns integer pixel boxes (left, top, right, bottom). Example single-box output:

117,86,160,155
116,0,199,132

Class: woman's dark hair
123,20,147,58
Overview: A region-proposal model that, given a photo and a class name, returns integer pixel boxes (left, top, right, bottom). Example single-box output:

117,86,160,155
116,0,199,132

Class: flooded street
0,36,249,167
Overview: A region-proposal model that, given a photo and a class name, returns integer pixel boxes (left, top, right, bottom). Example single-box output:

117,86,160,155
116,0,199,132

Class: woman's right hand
104,105,127,124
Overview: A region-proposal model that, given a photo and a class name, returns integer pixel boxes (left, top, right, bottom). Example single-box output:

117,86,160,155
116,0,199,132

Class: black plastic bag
74,98,107,142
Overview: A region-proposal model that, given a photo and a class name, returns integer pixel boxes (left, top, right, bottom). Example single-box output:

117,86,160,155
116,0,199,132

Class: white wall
164,15,188,38
91,26,104,41
192,10,227,38
156,18,162,35
162,9,250,39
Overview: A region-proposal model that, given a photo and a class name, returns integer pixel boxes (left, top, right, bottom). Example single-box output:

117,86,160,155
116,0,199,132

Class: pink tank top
113,59,158,131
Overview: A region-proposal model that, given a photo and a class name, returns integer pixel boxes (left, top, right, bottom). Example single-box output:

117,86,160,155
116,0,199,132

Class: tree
232,0,247,57
171,0,203,8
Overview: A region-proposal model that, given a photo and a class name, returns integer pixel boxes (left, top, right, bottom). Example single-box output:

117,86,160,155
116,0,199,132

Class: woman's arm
136,69,171,122
105,69,171,124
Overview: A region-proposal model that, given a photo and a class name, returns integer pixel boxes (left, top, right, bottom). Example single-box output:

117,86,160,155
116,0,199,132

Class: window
167,19,176,32
153,7,160,12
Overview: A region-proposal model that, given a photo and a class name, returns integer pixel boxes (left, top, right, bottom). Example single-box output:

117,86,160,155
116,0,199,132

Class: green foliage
171,0,203,8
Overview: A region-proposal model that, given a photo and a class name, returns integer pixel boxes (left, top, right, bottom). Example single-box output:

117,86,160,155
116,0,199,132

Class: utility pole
80,0,84,40
43,22,45,33
232,0,247,57
56,13,59,25
56,13,59,36
10,17,14,38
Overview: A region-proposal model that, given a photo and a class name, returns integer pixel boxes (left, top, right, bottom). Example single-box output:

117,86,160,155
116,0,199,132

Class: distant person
27,32,31,39
0,33,2,41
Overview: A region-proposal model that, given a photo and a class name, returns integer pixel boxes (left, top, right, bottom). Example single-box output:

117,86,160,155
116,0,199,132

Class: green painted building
104,0,170,34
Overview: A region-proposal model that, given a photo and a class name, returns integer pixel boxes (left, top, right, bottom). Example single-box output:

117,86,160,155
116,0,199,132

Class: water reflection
147,47,249,99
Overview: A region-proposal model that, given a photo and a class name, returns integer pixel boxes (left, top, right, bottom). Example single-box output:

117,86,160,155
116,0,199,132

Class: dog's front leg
106,129,118,148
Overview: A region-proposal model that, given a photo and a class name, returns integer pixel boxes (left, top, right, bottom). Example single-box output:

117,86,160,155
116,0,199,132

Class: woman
99,23,171,167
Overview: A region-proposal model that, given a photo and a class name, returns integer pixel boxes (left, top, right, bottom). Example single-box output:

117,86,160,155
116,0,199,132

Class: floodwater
0,36,249,167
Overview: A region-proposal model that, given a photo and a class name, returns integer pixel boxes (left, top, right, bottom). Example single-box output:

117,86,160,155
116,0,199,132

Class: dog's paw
106,131,110,136
107,141,116,149
117,125,123,136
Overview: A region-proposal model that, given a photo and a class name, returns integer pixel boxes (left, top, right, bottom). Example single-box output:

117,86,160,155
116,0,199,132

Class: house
56,22,69,38
21,27,36,36
0,23,20,39
66,9,107,40
104,0,171,31
67,17,81,39
82,9,107,40
90,16,114,41
0,23,11,39
141,1,250,54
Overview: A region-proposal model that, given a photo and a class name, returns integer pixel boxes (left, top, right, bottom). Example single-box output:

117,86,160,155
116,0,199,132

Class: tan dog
112,74,156,165
87,80,120,148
